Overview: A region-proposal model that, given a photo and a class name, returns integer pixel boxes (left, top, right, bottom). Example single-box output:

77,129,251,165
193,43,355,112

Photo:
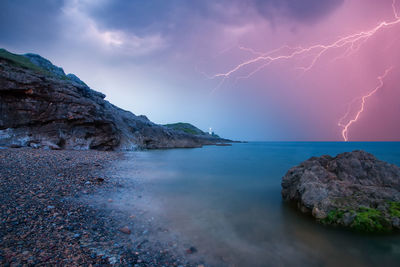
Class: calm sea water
129,142,400,266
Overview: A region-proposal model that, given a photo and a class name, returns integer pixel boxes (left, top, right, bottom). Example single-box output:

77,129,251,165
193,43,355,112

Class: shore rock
119,226,131,235
282,150,400,232
0,49,230,150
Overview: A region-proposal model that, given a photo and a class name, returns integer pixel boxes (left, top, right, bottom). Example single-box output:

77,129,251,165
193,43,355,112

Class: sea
122,142,400,266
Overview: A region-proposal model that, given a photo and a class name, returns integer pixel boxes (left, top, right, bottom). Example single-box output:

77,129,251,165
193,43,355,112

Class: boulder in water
282,150,400,232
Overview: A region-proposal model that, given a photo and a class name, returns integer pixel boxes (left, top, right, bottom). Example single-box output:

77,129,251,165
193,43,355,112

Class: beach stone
108,256,118,264
186,246,197,254
312,206,326,219
119,226,131,235
282,150,400,232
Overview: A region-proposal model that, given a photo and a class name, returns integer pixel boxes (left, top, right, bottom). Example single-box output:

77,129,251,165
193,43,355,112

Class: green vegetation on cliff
0,48,47,74
163,122,220,137
0,48,70,80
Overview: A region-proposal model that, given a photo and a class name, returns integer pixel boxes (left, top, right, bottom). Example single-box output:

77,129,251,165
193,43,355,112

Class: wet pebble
0,148,202,267
186,246,198,254
119,226,132,235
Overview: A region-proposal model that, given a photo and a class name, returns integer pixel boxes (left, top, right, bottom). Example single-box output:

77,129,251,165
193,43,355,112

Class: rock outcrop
24,53,67,79
163,122,220,137
0,49,230,150
282,150,400,232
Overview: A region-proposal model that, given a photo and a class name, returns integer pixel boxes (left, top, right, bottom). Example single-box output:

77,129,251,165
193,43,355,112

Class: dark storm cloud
0,0,344,50
254,0,345,23
86,0,344,36
0,0,64,47
84,0,243,36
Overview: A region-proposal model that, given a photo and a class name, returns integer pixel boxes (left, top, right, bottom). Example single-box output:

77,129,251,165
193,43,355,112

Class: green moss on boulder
351,207,389,233
388,201,400,218
282,151,400,234
320,205,398,233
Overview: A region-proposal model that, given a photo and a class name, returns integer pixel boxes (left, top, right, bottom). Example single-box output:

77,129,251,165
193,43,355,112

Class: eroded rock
282,150,400,232
0,50,230,150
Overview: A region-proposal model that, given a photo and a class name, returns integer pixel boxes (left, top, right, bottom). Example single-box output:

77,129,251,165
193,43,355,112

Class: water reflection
127,142,400,266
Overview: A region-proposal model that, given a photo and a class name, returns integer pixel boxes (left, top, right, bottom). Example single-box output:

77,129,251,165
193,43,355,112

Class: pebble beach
0,148,199,266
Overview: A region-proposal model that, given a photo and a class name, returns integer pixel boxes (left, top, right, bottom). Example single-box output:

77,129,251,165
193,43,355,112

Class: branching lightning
338,67,393,141
211,0,400,81
207,0,399,140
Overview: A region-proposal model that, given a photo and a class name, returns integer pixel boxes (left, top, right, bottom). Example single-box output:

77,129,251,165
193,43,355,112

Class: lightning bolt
209,0,400,84
338,67,393,141
206,0,399,141
210,45,304,92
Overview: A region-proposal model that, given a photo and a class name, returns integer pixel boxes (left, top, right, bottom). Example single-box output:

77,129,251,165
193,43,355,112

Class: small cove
108,142,400,266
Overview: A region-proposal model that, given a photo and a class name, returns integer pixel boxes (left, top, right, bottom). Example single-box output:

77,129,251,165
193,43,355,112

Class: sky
1,0,400,141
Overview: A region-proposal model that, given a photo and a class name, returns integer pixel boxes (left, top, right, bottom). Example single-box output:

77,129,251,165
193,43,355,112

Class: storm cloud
0,0,344,50
1,0,397,141
0,0,63,48
81,0,345,36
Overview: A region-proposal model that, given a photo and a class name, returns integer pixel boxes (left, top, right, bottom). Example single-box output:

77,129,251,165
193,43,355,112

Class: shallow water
127,142,400,266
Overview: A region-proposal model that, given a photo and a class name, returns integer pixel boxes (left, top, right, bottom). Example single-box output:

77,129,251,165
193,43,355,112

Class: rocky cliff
0,49,230,150
282,150,400,232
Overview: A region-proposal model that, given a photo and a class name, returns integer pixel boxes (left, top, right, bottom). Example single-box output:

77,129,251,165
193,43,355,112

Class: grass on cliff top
0,48,64,80
164,122,206,135
0,48,46,73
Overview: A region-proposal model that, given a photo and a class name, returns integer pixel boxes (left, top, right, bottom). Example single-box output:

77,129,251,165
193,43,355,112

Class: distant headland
0,48,232,150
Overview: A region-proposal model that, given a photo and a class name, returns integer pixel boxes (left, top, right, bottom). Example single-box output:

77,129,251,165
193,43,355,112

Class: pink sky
1,0,399,141
196,0,400,140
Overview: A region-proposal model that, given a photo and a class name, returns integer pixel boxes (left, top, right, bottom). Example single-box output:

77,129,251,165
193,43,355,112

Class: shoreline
2,144,400,266
0,148,200,266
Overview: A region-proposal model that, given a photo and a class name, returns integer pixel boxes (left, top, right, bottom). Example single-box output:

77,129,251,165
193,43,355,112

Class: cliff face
0,50,229,150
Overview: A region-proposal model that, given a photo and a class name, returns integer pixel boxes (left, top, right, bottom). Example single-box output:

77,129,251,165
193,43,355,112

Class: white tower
209,127,212,135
